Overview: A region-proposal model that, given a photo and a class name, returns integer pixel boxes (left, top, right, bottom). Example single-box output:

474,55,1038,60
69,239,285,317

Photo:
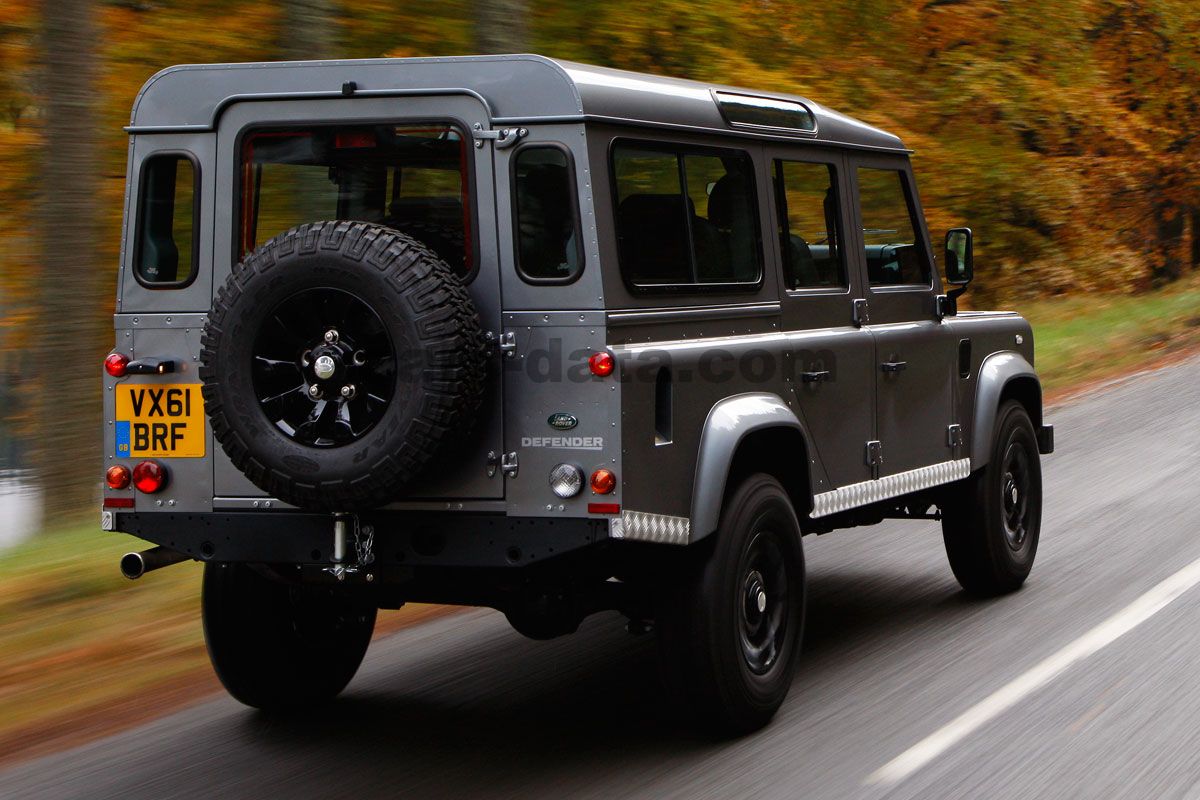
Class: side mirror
944,227,973,285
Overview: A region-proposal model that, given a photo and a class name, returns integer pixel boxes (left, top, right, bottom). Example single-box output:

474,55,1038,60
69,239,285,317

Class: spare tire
200,221,487,510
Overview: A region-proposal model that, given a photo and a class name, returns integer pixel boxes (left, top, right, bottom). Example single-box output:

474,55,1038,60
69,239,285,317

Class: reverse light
104,353,129,377
132,460,167,494
590,468,616,495
105,465,131,490
588,351,615,377
549,463,584,498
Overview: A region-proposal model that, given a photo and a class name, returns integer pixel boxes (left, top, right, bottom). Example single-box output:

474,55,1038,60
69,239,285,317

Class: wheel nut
324,329,339,344
353,350,367,366
340,384,356,399
308,384,322,399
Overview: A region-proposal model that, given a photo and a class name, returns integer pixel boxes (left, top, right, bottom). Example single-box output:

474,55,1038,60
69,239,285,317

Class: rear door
765,146,875,492
212,95,505,501
846,153,957,477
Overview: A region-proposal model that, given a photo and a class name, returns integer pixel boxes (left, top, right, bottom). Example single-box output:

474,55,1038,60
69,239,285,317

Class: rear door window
239,124,473,277
612,142,762,290
856,167,930,286
774,160,845,290
135,154,198,286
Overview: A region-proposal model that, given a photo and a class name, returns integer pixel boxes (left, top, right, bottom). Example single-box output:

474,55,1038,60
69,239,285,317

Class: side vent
958,338,972,379
654,367,673,445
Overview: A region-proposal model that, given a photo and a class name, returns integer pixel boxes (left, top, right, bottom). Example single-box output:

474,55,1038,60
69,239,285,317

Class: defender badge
548,413,578,431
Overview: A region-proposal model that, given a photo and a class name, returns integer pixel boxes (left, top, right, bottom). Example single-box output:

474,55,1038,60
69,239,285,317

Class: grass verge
1017,278,1200,395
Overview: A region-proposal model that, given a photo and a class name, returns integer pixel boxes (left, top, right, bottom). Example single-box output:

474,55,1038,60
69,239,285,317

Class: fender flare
689,393,813,542
971,351,1042,469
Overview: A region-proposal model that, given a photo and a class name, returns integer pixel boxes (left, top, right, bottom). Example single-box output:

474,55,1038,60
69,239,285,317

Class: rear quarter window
513,146,583,284
135,153,198,287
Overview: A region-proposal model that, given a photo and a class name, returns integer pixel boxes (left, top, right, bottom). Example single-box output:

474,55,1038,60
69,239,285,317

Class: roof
129,54,906,152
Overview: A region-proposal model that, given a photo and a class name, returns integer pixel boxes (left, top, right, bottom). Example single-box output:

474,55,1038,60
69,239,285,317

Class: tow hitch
323,512,376,582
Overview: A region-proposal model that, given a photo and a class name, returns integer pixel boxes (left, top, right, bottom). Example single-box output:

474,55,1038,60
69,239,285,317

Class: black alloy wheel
252,288,396,447
942,400,1043,596
656,473,805,735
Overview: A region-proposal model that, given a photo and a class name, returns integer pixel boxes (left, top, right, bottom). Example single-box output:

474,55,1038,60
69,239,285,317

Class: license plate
115,384,206,458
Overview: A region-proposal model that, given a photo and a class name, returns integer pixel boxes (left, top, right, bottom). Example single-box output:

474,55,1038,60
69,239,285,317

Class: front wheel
655,474,805,735
202,563,376,710
942,400,1043,596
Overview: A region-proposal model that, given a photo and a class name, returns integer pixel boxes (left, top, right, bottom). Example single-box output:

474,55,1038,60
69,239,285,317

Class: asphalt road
5,357,1200,799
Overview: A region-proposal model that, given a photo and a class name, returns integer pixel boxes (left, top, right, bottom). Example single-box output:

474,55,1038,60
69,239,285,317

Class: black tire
655,474,805,735
202,562,376,710
389,219,466,272
200,221,487,510
942,400,1042,596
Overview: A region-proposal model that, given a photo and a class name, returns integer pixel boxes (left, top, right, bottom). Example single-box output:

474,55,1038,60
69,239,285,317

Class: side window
613,142,762,290
513,147,582,283
856,167,929,287
135,154,197,286
774,160,845,289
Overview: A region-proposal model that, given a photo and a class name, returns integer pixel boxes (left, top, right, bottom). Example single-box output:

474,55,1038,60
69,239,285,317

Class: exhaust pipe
120,546,190,580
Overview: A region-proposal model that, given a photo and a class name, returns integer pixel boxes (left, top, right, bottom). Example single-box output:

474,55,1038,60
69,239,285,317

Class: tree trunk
475,0,529,54
1151,199,1185,284
33,0,103,525
1191,207,1200,271
278,0,339,60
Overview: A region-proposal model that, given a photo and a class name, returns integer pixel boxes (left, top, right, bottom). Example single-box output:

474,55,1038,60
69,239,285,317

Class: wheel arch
971,351,1043,469
690,393,814,542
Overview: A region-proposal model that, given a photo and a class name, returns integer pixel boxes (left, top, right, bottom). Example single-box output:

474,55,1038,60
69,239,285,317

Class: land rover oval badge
548,413,578,431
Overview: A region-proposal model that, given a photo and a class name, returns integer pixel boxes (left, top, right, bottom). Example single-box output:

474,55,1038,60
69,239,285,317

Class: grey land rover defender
102,55,1053,734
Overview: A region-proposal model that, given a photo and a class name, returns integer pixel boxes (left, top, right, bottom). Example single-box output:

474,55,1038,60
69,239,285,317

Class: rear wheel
942,400,1042,596
202,563,376,710
655,474,805,735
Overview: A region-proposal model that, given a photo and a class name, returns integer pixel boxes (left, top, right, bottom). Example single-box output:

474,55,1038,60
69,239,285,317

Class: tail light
106,465,131,490
590,469,616,494
132,460,167,494
588,351,615,377
104,353,129,377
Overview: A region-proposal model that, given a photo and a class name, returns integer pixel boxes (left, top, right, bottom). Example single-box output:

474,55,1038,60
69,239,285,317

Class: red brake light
590,469,616,494
588,351,615,377
106,465,131,490
132,460,167,494
104,353,129,377
335,131,377,149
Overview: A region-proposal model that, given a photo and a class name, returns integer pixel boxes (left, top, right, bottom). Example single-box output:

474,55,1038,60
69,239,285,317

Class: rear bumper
108,511,608,569
1037,424,1055,454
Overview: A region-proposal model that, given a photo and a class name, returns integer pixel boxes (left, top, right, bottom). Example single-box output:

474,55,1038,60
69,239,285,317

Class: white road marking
867,555,1200,786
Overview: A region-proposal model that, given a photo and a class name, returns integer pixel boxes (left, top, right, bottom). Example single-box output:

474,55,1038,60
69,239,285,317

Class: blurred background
1,0,1199,768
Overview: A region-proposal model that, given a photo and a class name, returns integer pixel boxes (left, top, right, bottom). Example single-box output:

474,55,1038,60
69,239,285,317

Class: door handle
800,370,831,383
881,361,908,373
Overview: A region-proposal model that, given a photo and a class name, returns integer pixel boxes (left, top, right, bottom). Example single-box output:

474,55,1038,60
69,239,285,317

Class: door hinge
865,440,883,469
947,424,964,449
472,123,526,149
853,298,870,327
489,331,517,358
486,450,499,478
501,451,519,479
